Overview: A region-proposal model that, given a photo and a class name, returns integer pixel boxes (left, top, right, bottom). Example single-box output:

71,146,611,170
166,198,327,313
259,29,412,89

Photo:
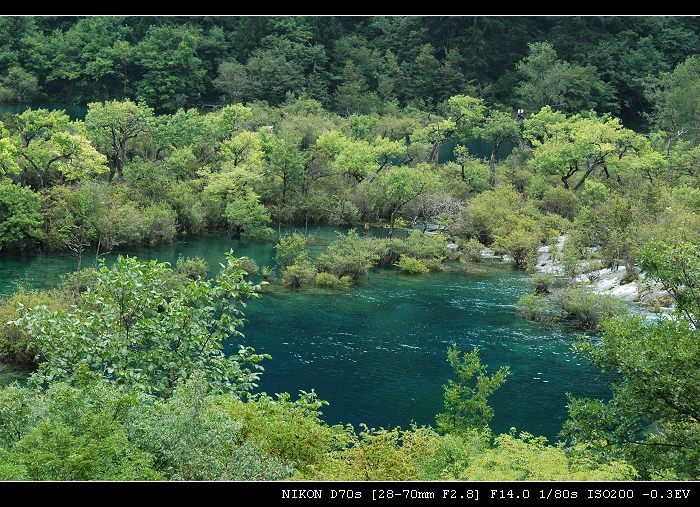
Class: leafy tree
648,56,700,149
45,186,99,289
134,25,207,112
525,108,658,190
85,99,154,181
436,345,510,434
7,109,107,188
563,239,700,479
473,110,519,188
334,60,378,115
0,181,43,251
0,66,41,102
225,191,273,239
515,42,615,114
375,164,438,238
14,253,268,397
275,232,309,268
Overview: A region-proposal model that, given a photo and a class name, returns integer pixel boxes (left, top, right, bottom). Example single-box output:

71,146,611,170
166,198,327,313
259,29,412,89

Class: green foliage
13,253,267,397
436,345,510,434
226,390,336,475
520,286,628,330
275,233,309,268
638,239,700,327
0,181,43,250
306,424,437,481
540,187,579,220
225,192,273,239
516,293,562,323
566,310,700,478
493,225,541,268
281,260,317,288
529,273,556,295
395,255,429,275
457,431,636,480
318,230,379,281
459,237,485,263
175,256,208,281
0,288,71,365
516,42,615,114
315,272,352,289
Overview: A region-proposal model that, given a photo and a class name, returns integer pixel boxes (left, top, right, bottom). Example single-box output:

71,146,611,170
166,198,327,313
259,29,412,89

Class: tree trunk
489,146,497,188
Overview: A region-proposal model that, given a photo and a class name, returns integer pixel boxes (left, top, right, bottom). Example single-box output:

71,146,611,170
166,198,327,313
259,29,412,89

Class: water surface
0,228,606,440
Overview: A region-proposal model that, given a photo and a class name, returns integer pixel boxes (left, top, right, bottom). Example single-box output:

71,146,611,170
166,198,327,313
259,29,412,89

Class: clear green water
0,227,606,440
0,103,87,120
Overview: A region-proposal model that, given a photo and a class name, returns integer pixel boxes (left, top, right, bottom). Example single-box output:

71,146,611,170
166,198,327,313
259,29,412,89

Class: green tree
225,191,273,239
648,56,700,149
563,239,700,479
134,25,206,112
14,253,268,398
334,60,378,115
375,164,438,238
436,345,510,434
85,99,154,181
473,110,519,188
515,42,615,114
0,181,43,251
7,109,107,188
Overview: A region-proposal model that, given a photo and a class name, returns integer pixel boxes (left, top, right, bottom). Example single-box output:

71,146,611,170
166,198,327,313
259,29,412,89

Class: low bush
0,288,72,365
516,293,562,323
554,287,629,330
395,255,429,274
317,230,379,280
175,256,209,280
282,260,316,288
315,272,352,289
459,238,484,263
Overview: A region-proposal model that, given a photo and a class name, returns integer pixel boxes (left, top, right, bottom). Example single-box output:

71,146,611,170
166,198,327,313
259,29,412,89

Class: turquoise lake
0,227,607,440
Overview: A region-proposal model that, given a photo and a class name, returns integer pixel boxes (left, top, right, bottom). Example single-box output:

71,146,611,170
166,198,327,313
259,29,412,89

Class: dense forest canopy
1,16,699,128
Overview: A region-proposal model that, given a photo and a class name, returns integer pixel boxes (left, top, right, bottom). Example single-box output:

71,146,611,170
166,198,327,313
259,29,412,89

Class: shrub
237,257,259,277
453,186,522,245
374,238,407,267
225,391,337,476
60,267,101,293
395,255,429,274
275,233,309,268
282,260,316,288
529,274,555,295
404,231,447,261
0,182,44,251
494,226,541,267
516,293,562,323
459,238,484,263
540,187,579,220
554,287,628,330
0,289,71,365
141,203,177,244
318,230,379,280
315,272,352,289
175,256,209,280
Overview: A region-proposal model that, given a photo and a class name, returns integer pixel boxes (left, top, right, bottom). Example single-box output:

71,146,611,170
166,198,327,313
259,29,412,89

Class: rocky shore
478,234,673,316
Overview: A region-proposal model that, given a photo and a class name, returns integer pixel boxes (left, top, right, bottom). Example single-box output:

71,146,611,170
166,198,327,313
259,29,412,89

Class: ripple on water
1,230,608,441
